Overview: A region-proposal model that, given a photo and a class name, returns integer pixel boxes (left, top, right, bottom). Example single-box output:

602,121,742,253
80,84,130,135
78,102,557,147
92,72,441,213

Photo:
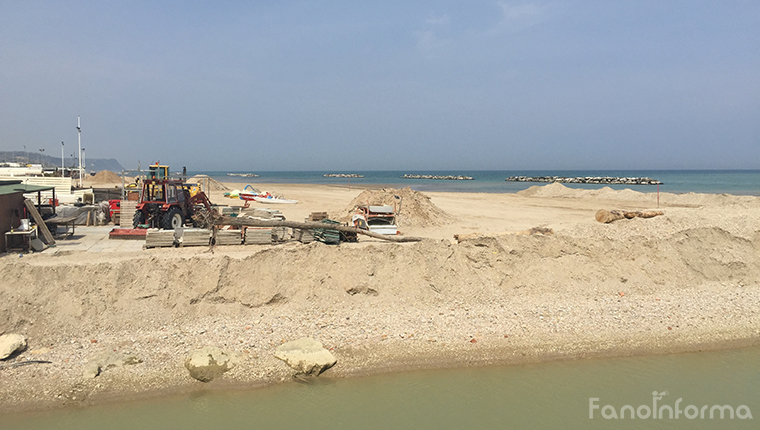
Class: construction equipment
132,164,216,229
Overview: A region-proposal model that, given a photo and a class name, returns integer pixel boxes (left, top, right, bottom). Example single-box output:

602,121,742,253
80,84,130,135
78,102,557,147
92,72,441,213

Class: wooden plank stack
119,201,138,227
244,227,273,245
307,212,328,221
272,226,290,242
180,228,212,246
292,228,315,243
145,229,175,248
215,229,243,245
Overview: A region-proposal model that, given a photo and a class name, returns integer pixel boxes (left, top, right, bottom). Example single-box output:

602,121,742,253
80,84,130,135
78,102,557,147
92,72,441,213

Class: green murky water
3,346,758,429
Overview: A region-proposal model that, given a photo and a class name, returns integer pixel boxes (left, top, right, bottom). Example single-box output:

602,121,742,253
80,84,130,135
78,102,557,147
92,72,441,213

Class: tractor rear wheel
161,207,184,230
133,210,146,228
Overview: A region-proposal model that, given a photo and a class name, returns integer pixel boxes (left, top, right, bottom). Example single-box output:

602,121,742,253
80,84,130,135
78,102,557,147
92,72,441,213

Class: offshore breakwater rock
275,338,337,377
324,173,364,178
0,334,27,359
185,347,240,382
402,174,473,180
505,176,662,185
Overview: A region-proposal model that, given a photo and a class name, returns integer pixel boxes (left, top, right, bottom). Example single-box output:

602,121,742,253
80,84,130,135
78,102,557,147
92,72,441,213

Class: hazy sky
1,1,758,171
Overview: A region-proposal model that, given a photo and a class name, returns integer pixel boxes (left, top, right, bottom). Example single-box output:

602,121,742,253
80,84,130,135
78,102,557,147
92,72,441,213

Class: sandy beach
1,181,759,413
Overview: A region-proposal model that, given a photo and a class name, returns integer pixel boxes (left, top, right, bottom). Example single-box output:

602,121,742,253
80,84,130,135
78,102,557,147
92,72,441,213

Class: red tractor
132,164,215,229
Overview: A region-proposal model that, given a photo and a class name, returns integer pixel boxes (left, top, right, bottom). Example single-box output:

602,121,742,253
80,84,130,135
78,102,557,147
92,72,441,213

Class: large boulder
83,351,142,378
0,334,27,360
274,338,336,376
185,347,239,382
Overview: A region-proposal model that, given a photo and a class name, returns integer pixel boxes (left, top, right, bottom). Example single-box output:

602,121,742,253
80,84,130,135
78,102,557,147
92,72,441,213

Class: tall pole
77,116,82,187
61,142,65,177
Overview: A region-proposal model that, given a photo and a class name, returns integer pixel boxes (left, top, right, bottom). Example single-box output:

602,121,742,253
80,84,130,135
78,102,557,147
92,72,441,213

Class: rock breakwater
402,174,473,180
505,176,662,185
324,173,364,178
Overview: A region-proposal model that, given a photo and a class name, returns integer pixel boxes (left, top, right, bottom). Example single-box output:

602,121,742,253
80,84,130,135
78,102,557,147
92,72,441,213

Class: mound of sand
341,187,454,228
87,170,122,184
188,175,230,191
517,182,758,208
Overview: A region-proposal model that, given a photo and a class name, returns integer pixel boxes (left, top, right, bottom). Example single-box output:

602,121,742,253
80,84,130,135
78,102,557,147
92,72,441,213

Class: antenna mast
77,116,82,187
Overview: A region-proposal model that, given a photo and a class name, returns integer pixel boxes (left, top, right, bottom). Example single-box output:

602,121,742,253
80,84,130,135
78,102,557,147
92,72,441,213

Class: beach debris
0,360,51,370
184,346,240,382
274,337,337,377
454,227,554,243
595,209,664,224
0,334,27,360
83,351,142,378
526,227,554,235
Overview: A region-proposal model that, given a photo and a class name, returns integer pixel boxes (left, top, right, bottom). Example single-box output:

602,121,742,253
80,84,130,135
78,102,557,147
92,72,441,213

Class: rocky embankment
506,176,662,185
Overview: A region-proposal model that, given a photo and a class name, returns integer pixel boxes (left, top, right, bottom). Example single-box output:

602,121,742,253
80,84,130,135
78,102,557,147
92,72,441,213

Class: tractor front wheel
161,208,184,230
133,210,146,228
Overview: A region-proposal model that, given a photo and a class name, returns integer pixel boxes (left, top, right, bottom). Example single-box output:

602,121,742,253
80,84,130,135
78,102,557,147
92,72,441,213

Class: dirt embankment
1,184,759,412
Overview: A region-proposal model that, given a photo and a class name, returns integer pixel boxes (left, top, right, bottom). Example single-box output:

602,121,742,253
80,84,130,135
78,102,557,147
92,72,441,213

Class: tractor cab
147,164,170,180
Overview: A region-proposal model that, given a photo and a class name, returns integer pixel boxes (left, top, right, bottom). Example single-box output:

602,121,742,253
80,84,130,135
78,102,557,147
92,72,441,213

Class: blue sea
191,170,760,196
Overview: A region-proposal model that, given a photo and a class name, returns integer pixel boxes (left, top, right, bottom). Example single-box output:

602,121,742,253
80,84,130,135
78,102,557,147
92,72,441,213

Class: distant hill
0,151,124,173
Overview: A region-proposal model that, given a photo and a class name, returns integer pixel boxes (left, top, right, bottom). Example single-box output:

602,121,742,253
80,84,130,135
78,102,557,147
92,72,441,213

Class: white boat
238,185,297,204
253,195,298,204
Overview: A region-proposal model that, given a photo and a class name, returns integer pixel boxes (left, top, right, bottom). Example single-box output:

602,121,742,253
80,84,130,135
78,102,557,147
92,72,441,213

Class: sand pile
342,187,454,228
516,182,758,208
188,175,230,191
87,170,122,184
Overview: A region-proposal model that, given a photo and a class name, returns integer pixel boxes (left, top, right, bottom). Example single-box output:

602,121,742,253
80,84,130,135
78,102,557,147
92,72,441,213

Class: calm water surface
194,169,760,195
4,346,758,430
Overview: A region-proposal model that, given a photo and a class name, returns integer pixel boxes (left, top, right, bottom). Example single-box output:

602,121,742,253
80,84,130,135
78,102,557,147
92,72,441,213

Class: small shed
0,180,57,253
